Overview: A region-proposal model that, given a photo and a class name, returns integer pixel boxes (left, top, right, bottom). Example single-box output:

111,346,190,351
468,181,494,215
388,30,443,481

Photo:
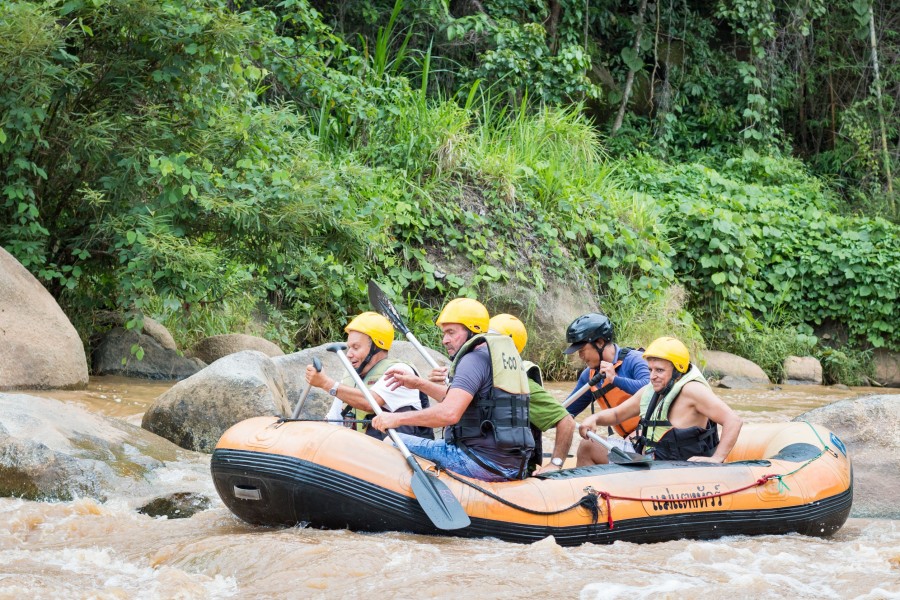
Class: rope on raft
428,420,837,530
435,465,602,523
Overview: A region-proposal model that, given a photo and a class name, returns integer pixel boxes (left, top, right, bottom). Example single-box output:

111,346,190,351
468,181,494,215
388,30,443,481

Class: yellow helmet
643,336,690,373
345,312,394,350
489,314,528,354
436,298,489,334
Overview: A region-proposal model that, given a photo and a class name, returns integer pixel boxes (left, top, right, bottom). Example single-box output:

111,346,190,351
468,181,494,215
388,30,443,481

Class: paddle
367,280,441,370
326,342,471,530
586,430,652,465
561,370,605,409
291,357,323,419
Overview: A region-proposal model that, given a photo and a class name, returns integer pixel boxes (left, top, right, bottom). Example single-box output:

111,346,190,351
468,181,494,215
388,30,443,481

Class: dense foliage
1,0,897,382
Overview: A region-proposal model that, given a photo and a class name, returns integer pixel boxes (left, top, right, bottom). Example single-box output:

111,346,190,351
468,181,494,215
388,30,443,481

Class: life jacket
590,347,640,437
340,358,433,441
523,360,544,476
445,333,535,480
632,364,719,461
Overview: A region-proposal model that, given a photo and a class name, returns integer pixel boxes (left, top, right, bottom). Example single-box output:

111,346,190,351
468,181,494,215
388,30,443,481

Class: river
1,377,898,599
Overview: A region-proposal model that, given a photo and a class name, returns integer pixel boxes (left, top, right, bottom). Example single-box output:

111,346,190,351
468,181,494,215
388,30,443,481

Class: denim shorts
393,433,516,482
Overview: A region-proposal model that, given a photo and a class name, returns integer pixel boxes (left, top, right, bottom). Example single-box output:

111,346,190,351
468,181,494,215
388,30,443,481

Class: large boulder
97,312,178,351
92,327,206,380
0,392,207,501
700,350,770,385
273,340,451,419
189,333,284,364
0,247,88,390
794,394,900,519
783,355,823,385
873,349,900,387
142,350,291,453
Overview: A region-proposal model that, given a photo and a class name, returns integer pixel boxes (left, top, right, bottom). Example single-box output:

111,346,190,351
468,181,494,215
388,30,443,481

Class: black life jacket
445,334,535,480
632,364,719,460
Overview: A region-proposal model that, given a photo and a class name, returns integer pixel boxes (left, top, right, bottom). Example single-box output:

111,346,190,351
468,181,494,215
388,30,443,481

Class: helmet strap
591,340,608,364
356,338,381,375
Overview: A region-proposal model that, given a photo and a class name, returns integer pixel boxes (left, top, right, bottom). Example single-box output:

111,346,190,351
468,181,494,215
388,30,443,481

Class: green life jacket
523,360,543,387
523,360,544,476
633,364,719,460
340,358,432,440
445,333,535,479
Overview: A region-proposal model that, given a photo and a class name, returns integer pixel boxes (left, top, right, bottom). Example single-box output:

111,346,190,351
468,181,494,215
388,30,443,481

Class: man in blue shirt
562,313,650,465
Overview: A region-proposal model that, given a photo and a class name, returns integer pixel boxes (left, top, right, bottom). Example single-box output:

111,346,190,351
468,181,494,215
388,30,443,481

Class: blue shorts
394,433,516,482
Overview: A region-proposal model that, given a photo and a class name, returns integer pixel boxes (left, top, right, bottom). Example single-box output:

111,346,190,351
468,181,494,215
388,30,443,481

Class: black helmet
563,313,613,355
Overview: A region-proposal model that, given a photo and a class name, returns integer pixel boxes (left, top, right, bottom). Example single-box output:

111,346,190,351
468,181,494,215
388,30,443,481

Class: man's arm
383,366,448,402
612,355,651,395
577,389,643,438
306,365,385,411
372,388,473,431
547,415,575,464
565,368,593,416
684,383,743,463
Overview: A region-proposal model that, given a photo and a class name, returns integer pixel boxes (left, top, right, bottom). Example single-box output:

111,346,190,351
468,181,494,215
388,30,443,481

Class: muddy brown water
2,377,898,599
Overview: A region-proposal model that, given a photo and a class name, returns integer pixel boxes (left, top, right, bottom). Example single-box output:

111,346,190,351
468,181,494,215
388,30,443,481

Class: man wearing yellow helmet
373,298,536,482
305,312,433,441
489,313,576,475
577,336,743,464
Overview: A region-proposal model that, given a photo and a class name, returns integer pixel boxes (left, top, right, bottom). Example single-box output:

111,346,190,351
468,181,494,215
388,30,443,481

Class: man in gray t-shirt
371,298,524,482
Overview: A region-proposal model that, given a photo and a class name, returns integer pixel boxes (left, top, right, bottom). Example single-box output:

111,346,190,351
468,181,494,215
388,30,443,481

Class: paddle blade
407,459,471,530
608,447,652,466
368,280,410,335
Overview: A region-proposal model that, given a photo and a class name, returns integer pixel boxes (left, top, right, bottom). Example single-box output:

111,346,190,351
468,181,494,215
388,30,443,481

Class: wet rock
189,334,285,364
142,350,291,453
273,341,451,419
700,351,770,384
783,356,823,385
714,375,770,389
97,312,178,352
92,327,206,380
0,393,205,502
418,254,601,367
490,277,602,368
0,247,89,390
794,394,900,519
873,349,900,387
138,492,211,519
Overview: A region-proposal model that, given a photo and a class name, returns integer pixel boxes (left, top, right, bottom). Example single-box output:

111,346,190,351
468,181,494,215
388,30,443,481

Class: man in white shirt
306,312,433,440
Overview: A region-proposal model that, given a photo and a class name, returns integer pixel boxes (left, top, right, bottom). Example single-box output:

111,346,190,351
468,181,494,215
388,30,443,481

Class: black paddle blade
367,280,410,335
608,447,652,466
407,458,471,530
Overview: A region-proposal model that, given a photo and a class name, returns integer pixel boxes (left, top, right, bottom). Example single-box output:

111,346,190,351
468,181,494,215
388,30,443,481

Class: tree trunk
547,0,562,54
868,3,893,194
612,0,649,135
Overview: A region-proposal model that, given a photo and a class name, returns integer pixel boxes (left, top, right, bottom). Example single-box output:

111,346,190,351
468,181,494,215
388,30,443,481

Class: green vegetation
1,0,897,384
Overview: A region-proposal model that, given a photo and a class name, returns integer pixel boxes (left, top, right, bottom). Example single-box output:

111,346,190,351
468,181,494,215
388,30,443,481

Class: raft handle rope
430,463,602,523
579,420,836,529
420,420,837,530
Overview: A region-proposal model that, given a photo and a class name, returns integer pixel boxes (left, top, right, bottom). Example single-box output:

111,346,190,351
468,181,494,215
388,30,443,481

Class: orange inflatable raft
211,418,852,546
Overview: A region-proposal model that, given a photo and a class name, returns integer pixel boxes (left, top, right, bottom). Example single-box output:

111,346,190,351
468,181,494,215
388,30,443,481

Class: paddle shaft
326,342,471,530
368,280,443,374
291,357,323,419
405,331,440,370
327,344,413,460
561,371,605,408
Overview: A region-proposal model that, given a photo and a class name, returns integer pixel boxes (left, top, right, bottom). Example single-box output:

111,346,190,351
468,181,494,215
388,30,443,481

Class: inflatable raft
211,418,852,546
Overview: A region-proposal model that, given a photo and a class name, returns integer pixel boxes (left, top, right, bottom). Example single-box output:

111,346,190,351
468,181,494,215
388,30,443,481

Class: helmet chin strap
591,339,609,365
356,339,381,375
